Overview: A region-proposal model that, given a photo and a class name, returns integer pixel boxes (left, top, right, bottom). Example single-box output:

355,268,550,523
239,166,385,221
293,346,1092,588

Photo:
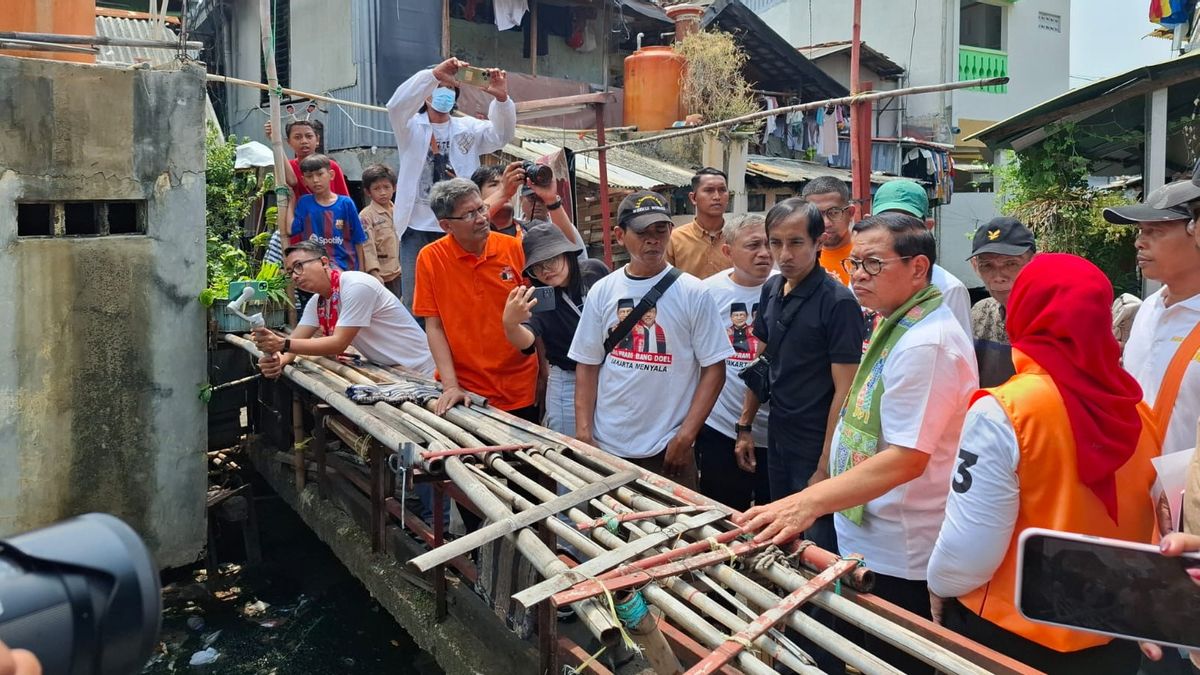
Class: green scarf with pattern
831,283,943,525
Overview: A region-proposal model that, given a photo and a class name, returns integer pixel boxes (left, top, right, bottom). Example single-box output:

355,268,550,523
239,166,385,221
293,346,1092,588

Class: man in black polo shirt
735,198,864,550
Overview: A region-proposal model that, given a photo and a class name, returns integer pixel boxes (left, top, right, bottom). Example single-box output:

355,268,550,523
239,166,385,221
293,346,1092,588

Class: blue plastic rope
614,590,649,628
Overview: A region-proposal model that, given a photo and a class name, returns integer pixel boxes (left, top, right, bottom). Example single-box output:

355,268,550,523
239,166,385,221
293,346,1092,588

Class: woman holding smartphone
926,253,1160,675
502,222,608,436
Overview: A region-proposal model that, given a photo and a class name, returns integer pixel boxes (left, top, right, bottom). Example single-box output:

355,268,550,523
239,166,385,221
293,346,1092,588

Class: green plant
201,124,288,308
994,124,1139,295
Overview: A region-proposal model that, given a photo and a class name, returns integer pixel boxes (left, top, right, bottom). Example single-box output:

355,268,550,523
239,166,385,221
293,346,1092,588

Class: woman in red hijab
926,253,1160,674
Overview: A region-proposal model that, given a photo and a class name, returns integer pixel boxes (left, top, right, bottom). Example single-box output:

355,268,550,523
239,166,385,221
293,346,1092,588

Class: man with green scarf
735,212,977,674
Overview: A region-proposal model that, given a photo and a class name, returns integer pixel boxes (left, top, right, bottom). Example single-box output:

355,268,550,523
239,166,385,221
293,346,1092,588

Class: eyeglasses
841,256,912,277
285,256,324,277
818,206,851,219
444,206,488,222
528,255,564,278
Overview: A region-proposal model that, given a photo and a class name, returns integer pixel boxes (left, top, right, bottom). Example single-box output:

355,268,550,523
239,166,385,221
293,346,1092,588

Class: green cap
872,180,928,218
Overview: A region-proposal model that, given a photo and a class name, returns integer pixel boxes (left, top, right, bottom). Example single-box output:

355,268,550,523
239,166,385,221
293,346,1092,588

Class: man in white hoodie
387,58,516,309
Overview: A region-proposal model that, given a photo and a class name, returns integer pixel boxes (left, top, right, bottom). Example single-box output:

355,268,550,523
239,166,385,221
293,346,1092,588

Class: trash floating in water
202,630,222,649
188,648,220,666
186,616,205,632
242,599,270,617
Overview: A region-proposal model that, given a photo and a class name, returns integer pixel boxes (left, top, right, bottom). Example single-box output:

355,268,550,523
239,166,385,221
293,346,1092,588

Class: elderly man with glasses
252,239,435,378
966,217,1037,387
413,177,540,420
738,212,977,674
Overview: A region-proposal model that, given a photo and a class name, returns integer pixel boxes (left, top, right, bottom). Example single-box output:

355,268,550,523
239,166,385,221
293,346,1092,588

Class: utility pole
849,0,873,215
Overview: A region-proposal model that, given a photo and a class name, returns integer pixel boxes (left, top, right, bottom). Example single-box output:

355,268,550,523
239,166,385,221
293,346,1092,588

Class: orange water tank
624,46,684,132
1,0,97,64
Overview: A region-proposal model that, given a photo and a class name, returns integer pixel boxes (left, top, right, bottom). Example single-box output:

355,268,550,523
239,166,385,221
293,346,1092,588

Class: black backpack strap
603,268,683,355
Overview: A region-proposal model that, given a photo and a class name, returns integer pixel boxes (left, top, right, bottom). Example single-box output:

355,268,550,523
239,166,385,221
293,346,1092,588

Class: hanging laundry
820,110,838,156
763,97,778,143
786,110,804,152
494,0,528,31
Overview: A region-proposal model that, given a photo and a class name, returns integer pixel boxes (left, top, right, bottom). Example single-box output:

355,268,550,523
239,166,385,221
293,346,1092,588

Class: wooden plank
407,470,640,573
512,510,726,609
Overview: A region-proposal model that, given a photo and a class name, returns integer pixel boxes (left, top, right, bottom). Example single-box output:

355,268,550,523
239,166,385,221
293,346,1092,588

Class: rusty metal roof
508,126,694,189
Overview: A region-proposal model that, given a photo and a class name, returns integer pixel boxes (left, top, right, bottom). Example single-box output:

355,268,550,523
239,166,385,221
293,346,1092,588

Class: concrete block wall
0,56,208,568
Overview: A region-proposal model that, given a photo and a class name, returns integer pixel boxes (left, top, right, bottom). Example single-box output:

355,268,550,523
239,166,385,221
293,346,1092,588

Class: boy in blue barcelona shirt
289,154,367,271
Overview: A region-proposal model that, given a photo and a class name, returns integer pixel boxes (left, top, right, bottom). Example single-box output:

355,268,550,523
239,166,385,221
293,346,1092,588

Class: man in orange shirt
801,176,857,285
665,167,732,278
414,178,539,420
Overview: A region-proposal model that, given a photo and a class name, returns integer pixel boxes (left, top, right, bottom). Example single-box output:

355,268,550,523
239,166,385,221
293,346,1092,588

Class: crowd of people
249,57,1200,674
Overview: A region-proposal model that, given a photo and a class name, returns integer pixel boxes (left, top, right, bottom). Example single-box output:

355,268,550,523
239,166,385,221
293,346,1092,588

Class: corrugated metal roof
796,41,906,80
746,155,901,185
510,125,694,189
94,14,197,67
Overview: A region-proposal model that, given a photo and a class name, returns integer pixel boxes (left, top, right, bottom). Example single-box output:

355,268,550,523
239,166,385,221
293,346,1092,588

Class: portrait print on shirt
607,298,673,368
726,301,759,360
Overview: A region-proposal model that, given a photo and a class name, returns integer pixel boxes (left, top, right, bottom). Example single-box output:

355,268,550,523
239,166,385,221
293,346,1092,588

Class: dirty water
143,484,443,675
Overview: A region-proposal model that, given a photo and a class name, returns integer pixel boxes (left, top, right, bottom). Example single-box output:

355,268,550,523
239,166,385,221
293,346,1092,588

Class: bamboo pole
440,458,623,648
407,469,639,573
258,0,293,328
574,76,1009,154
0,30,202,50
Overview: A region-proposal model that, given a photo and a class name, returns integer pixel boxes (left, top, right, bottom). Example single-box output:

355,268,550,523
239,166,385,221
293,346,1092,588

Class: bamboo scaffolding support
686,557,863,675
513,511,727,609
407,469,640,573
226,343,1041,674
574,76,1010,154
439,458,623,648
0,39,97,54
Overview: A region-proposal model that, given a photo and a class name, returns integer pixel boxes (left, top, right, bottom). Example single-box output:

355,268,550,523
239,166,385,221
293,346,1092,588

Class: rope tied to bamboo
603,514,620,534
833,554,866,596
706,536,737,566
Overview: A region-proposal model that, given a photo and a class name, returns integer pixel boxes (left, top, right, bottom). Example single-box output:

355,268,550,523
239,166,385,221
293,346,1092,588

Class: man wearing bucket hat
1106,179,1200,458
871,180,972,336
570,191,732,488
502,222,609,436
387,57,516,310
966,216,1037,388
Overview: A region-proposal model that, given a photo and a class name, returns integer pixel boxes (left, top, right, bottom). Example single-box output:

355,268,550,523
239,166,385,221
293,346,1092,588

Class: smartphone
529,286,556,313
454,66,491,86
1016,527,1200,650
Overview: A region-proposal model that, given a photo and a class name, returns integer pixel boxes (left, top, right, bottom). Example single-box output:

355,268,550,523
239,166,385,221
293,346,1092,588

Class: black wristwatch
546,198,563,211
282,338,291,354
735,423,753,435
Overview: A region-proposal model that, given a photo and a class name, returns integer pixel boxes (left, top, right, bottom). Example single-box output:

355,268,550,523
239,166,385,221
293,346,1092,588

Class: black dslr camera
521,161,554,188
0,513,162,674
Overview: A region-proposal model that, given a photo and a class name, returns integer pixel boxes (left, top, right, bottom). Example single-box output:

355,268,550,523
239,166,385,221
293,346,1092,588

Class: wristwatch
547,198,563,211
282,338,291,354
735,423,753,435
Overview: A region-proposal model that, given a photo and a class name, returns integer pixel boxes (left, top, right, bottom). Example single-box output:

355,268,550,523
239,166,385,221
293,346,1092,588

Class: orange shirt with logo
413,232,538,411
819,238,854,286
959,351,1160,652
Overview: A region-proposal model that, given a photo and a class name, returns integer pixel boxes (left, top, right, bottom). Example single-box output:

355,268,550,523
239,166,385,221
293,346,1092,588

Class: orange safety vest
959,351,1161,653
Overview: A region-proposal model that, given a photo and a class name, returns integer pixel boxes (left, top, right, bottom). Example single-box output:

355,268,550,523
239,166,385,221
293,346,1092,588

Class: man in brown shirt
359,164,403,298
666,167,732,278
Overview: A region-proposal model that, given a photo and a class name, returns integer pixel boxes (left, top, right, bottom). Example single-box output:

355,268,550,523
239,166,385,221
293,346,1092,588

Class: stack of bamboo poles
225,334,1040,675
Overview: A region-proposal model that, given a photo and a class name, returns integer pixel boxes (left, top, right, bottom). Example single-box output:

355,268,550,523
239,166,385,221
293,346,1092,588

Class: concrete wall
0,56,208,568
757,0,958,142
936,191,996,288
954,0,1071,123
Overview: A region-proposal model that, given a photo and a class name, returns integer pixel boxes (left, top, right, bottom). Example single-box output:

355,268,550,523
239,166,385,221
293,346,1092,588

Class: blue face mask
430,88,456,114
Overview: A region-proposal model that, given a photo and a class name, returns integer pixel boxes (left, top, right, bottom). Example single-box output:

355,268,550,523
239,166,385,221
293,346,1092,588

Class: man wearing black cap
570,190,733,488
967,217,1036,388
1105,180,1200,460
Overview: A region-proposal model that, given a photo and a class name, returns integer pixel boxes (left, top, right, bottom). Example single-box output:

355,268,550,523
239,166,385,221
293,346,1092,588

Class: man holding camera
471,161,584,251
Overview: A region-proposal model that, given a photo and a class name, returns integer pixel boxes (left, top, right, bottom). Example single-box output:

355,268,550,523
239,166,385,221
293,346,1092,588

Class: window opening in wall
16,201,147,238
747,193,767,213
64,202,100,236
17,203,53,237
106,201,144,234
960,0,1004,51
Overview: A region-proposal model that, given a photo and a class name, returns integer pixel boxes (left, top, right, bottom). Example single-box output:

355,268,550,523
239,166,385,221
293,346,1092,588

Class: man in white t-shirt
698,214,774,510
570,191,732,490
870,180,972,334
736,212,976,674
1105,179,1200,457
253,240,435,378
